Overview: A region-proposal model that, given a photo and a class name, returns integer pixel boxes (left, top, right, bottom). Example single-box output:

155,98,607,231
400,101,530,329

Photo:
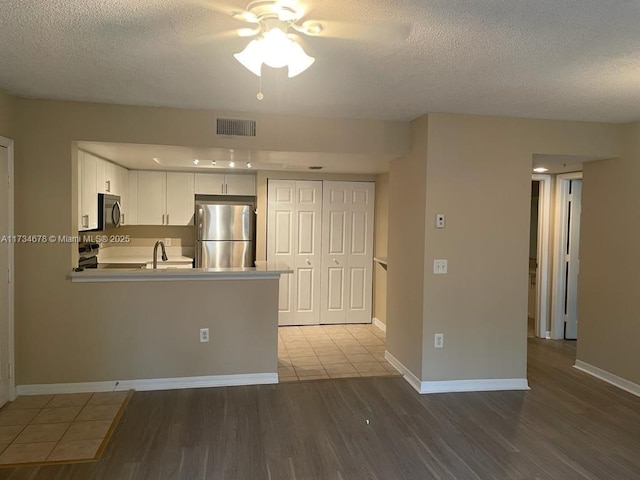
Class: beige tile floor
278,323,401,381
0,391,130,466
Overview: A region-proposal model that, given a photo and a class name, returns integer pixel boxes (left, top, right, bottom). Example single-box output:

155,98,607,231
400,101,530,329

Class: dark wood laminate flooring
1,339,639,479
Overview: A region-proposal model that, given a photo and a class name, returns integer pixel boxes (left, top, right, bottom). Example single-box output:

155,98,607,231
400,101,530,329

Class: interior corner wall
418,113,622,383
386,116,429,378
373,173,389,324
577,123,640,385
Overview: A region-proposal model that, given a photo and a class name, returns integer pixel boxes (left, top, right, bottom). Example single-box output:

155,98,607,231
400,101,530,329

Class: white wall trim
0,135,15,402
385,351,422,393
17,373,278,396
532,174,551,339
372,317,386,332
385,351,529,394
419,378,530,394
574,361,640,398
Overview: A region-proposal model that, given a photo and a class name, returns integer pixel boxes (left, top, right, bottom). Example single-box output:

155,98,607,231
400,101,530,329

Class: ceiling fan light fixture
286,41,315,77
234,24,315,77
234,39,264,76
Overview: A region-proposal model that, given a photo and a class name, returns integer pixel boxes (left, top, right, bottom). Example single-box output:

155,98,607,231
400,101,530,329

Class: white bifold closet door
321,182,375,324
267,180,322,326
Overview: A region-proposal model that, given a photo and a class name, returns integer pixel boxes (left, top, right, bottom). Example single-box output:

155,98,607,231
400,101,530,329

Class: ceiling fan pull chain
257,75,264,100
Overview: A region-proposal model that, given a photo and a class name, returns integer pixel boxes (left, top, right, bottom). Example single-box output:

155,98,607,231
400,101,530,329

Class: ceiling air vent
216,118,256,137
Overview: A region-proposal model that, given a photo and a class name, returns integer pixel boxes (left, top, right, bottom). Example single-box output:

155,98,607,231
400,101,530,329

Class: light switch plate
436,213,446,229
434,259,448,274
434,333,444,348
164,238,172,247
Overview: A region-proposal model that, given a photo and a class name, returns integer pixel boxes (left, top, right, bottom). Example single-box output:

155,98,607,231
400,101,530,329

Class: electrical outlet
200,328,209,343
435,213,446,229
434,333,444,348
164,238,172,247
433,259,448,274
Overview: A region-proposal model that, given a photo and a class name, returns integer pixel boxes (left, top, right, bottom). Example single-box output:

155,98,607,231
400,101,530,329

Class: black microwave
97,193,121,231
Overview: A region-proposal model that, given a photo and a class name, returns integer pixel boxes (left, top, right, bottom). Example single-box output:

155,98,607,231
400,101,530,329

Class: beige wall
21,279,278,385
373,173,389,323
0,89,15,137
386,116,429,376
11,96,407,386
387,113,622,383
577,122,640,384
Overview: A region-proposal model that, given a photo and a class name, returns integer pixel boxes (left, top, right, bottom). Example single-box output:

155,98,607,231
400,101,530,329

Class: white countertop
70,261,293,283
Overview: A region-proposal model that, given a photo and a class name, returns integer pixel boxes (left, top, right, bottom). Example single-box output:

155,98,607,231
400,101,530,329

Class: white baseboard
372,317,386,332
384,351,529,394
385,351,422,393
17,373,278,396
574,360,640,398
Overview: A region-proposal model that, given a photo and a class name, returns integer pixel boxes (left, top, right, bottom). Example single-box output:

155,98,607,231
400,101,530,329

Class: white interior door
0,145,11,405
293,182,322,325
346,182,375,324
267,180,322,326
564,179,582,340
321,182,375,324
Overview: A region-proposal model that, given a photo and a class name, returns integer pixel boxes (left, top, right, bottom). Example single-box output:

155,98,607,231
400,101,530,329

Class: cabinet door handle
333,258,339,264
306,259,311,265
166,214,170,225
82,215,89,228
105,180,111,192
221,184,225,194
121,213,125,225
162,214,165,225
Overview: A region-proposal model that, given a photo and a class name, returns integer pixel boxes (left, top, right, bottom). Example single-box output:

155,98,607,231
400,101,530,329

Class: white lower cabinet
267,180,375,326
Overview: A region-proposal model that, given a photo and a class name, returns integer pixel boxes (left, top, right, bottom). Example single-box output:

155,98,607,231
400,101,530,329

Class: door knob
333,258,339,264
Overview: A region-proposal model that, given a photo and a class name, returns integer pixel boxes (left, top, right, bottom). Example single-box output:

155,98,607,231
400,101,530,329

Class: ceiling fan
193,0,411,78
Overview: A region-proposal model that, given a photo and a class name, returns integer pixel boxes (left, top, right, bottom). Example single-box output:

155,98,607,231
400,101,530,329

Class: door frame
532,174,552,339
550,172,583,340
0,135,15,402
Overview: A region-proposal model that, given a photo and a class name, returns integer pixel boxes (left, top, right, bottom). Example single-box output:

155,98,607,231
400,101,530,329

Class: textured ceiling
2,1,640,122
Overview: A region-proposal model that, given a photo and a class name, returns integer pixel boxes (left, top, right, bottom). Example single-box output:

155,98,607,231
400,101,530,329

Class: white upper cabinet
166,172,195,225
195,173,225,195
78,151,131,230
137,171,195,226
78,151,98,231
126,171,138,225
225,174,255,195
195,173,255,196
137,171,167,225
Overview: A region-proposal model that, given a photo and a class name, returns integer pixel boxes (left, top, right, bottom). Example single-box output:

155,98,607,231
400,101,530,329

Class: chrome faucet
153,240,168,269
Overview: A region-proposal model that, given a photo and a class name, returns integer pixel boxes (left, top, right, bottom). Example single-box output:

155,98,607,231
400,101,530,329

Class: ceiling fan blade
183,27,259,45
188,0,259,23
303,20,411,42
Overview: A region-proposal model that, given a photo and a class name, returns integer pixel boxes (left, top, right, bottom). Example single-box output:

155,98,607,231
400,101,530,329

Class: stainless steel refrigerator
195,200,256,268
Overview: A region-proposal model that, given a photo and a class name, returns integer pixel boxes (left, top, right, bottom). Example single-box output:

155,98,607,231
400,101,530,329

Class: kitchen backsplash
90,225,195,257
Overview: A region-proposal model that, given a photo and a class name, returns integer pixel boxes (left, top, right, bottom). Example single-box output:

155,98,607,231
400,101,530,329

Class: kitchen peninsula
21,261,294,395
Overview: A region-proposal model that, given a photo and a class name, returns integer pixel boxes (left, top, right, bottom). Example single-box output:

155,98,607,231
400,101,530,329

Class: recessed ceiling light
533,167,548,173
193,159,200,165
